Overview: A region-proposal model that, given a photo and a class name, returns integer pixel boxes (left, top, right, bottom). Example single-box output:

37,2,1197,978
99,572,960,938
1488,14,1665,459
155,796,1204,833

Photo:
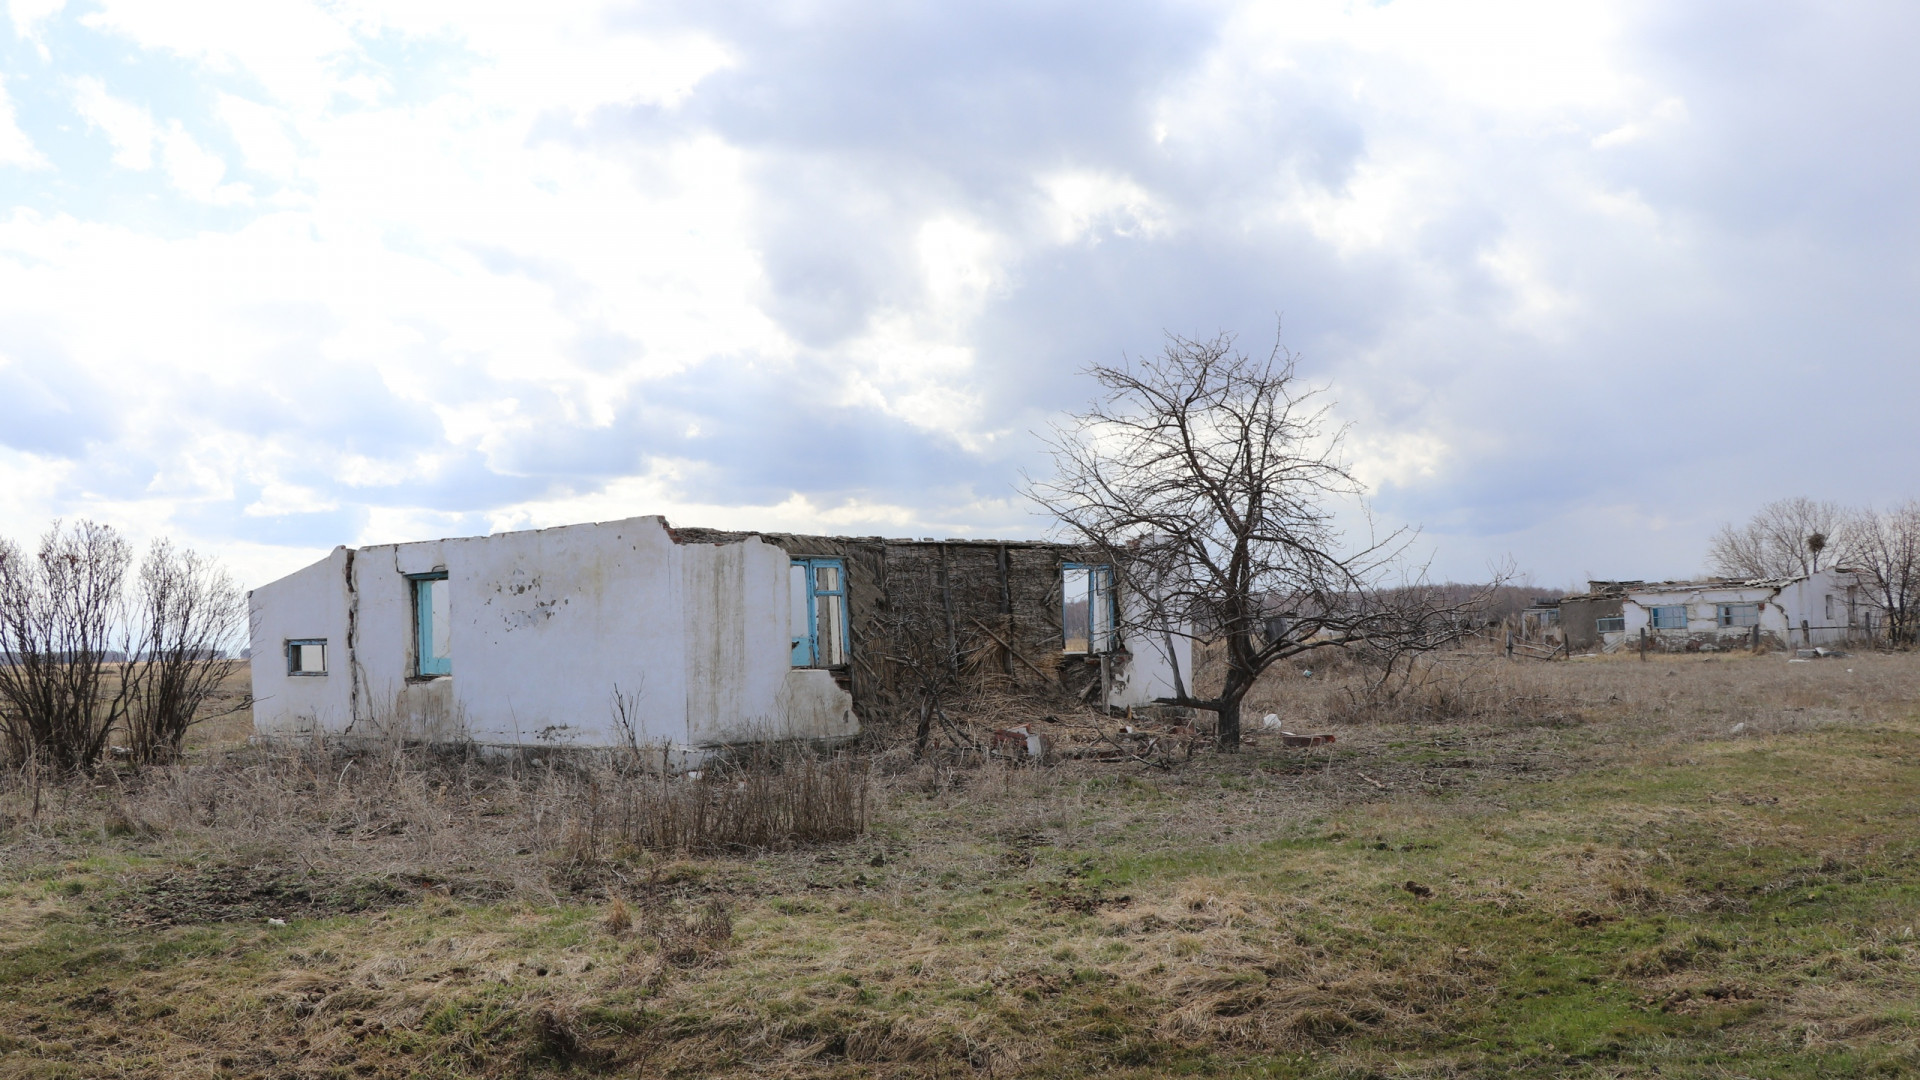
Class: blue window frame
1062,563,1117,654
411,572,451,676
1595,616,1625,634
1650,604,1688,631
1717,603,1760,628
789,558,849,667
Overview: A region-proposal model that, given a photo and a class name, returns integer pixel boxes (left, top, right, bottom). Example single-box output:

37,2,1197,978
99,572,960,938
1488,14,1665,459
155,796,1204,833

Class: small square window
287,639,328,676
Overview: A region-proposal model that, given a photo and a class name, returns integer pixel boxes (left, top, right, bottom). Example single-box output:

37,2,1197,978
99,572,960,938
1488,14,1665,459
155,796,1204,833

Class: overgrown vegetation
3,650,1920,1077
0,521,243,770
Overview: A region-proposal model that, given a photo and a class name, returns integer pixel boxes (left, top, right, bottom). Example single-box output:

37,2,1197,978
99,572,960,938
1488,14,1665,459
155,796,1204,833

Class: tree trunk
1217,693,1242,752
914,700,933,755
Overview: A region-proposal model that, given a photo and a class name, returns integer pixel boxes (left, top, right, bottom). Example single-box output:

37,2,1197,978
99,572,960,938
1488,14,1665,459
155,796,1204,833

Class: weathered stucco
250,517,856,750
250,515,1191,751
1602,569,1870,651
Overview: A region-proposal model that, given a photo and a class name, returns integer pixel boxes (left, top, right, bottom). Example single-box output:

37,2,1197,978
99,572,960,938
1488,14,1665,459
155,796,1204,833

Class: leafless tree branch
1027,329,1498,751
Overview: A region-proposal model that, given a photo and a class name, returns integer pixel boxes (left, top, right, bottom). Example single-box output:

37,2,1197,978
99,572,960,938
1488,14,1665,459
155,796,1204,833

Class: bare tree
879,599,976,756
0,521,137,770
122,540,246,764
1842,500,1920,646
1029,331,1486,752
1708,497,1850,579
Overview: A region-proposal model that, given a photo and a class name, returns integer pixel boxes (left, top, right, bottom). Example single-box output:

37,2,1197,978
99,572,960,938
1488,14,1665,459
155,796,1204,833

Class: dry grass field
3,650,1919,1078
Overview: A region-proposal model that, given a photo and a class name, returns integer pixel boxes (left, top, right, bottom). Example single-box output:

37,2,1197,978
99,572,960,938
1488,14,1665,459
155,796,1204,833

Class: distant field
2,650,1918,1078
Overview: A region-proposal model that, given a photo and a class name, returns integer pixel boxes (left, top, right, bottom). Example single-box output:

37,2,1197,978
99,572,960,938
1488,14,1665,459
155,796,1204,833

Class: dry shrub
0,737,869,897
604,896,632,937
627,878,734,975
1319,656,1572,725
608,748,868,854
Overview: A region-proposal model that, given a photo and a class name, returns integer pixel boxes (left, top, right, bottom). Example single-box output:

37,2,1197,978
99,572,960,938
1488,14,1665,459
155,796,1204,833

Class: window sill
407,674,451,684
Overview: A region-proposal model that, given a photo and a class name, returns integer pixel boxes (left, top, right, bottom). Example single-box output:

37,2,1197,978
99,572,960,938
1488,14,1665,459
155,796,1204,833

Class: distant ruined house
1550,569,1874,653
248,515,1189,753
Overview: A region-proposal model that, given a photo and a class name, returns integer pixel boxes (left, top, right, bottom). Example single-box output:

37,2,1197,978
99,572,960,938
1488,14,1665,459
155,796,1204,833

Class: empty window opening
412,572,451,677
1062,563,1117,654
287,639,327,676
1718,603,1760,628
790,558,848,667
1650,605,1688,630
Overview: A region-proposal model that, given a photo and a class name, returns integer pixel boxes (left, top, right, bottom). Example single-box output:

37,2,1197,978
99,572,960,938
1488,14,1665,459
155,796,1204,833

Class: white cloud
71,77,156,169
7,0,65,41
160,122,249,203
1041,170,1167,244
5,0,1920,591
215,93,300,181
1592,96,1690,148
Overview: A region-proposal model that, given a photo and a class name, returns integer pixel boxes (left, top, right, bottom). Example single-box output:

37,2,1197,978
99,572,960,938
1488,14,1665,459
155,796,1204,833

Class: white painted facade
249,515,1192,751
250,516,857,750
1604,569,1871,650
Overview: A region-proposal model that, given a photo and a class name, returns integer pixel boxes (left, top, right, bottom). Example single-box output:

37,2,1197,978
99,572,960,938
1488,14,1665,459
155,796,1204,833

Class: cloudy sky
1,0,1915,590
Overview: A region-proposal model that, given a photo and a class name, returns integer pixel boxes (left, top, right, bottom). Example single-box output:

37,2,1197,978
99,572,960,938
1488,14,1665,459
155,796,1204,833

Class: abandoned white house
248,515,1190,751
1545,569,1874,652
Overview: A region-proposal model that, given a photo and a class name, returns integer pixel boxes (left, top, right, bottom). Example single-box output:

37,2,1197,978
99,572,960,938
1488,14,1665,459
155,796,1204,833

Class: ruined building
248,515,1189,751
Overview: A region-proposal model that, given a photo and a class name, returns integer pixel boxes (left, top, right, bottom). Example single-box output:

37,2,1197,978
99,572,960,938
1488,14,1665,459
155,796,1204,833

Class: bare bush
1319,656,1566,725
0,521,136,770
879,595,978,756
0,523,245,769
123,540,247,764
606,748,868,853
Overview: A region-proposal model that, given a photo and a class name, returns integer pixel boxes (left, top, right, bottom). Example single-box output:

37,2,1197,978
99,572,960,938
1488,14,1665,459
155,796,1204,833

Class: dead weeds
3,648,1920,1076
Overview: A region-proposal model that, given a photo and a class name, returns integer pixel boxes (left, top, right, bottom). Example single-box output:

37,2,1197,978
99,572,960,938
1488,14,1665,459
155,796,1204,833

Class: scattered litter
1357,772,1388,790
1300,669,1313,678
1729,722,1747,734
990,725,1054,760
1261,714,1283,730
1277,731,1336,747
267,918,287,927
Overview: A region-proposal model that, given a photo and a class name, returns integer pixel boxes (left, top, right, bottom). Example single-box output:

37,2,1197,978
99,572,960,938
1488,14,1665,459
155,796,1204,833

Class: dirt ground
3,648,1918,1078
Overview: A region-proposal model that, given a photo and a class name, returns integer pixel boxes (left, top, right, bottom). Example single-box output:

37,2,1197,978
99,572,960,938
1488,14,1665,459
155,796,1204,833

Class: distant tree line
1709,496,1920,644
0,520,245,770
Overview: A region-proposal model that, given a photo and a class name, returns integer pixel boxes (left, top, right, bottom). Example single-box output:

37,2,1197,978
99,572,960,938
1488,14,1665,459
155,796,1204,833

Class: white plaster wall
433,519,685,746
250,515,856,749
680,534,855,743
1111,592,1192,707
1773,571,1863,645
1613,579,1880,647
248,548,354,736
1623,586,1789,638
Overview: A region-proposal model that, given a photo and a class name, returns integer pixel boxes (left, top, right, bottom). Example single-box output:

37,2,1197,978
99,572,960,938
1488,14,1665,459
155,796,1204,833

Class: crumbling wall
669,530,1089,726
1557,596,1621,652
